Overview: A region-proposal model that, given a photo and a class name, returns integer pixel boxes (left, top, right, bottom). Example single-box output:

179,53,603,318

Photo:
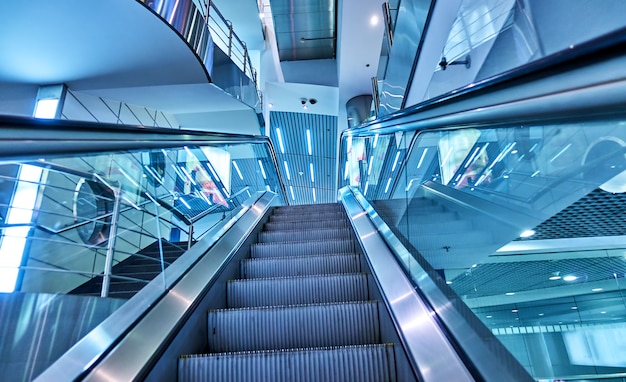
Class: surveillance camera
300,98,307,105
309,98,317,105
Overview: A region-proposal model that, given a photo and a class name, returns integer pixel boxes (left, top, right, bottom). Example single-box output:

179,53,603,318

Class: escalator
179,203,397,381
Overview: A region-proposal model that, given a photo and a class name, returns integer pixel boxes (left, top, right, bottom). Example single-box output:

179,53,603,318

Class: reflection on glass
344,115,626,380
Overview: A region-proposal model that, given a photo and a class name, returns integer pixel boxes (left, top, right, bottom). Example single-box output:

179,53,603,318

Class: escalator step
227,273,368,308
264,219,350,231
179,344,396,382
241,253,360,278
208,301,379,353
272,203,342,215
259,227,353,243
251,240,355,258
269,211,346,223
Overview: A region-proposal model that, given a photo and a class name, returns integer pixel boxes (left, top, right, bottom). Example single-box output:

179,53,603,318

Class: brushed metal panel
227,273,368,308
207,301,379,352
179,344,396,382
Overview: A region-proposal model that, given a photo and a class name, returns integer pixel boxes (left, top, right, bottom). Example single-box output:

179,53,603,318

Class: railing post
188,224,194,250
101,187,121,298
243,43,248,75
227,21,233,57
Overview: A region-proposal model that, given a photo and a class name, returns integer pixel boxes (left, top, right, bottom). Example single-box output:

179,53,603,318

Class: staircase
179,203,397,381
69,239,187,299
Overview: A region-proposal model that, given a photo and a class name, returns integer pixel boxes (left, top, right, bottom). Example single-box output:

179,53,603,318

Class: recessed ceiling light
505,292,515,296
268,103,274,108
511,309,518,313
601,311,607,314
520,229,536,238
538,313,544,316
571,306,578,310
446,281,453,285
486,315,492,318
549,275,562,281
370,15,379,26
563,275,577,282
592,287,603,292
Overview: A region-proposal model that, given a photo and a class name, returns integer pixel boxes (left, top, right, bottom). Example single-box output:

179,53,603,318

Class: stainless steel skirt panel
207,301,380,352
269,211,346,222
178,344,396,382
259,228,353,243
264,219,350,231
227,273,369,308
241,254,360,278
251,240,356,258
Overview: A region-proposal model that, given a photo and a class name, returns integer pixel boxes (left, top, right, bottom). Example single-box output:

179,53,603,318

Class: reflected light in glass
417,148,428,168
257,160,267,179
505,292,516,296
364,181,369,196
232,161,244,180
367,156,373,175
391,151,401,172
34,98,60,119
592,288,603,292
373,134,379,148
384,178,392,193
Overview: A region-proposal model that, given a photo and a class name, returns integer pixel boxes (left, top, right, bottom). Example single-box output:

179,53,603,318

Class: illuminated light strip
309,163,315,183
143,165,164,185
179,197,191,209
417,148,428,168
344,161,349,180
373,134,379,148
550,143,571,163
464,147,481,169
180,166,197,185
289,186,295,200
367,156,373,175
364,181,369,196
207,162,219,181
168,0,181,24
284,161,291,180
306,129,312,155
171,164,187,182
385,178,392,193
258,160,267,179
276,128,286,154
232,161,244,180
441,147,454,167
118,168,139,188
312,188,316,202
391,151,401,172
0,165,43,293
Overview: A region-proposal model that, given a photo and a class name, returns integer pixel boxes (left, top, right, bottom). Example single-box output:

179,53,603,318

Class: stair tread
230,272,366,283
183,343,393,357
210,299,377,313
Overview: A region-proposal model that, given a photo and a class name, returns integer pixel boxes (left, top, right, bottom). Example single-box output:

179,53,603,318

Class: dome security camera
300,98,307,105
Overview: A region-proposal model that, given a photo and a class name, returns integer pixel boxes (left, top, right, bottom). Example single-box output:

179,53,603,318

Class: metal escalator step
264,219,350,231
179,344,396,382
269,211,345,223
227,273,368,308
251,240,355,258
208,301,379,352
272,203,342,215
241,253,360,278
259,227,353,243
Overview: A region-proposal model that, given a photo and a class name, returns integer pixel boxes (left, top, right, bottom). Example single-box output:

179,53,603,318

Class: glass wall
340,115,626,380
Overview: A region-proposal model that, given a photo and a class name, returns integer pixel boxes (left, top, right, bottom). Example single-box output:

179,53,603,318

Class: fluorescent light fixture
592,288,603,292
549,275,562,281
283,161,291,180
364,181,369,196
563,275,577,282
309,163,315,183
306,129,312,155
373,134,379,148
289,186,295,200
258,160,267,179
511,309,518,313
384,178,392,193
312,188,316,202
391,151,401,172
275,128,285,154
505,292,516,296
344,161,349,180
34,99,60,119
180,166,197,185
531,170,540,177
520,230,535,238
446,281,453,285
232,160,244,180
0,165,44,292
417,148,428,169
367,156,373,175
441,147,454,167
